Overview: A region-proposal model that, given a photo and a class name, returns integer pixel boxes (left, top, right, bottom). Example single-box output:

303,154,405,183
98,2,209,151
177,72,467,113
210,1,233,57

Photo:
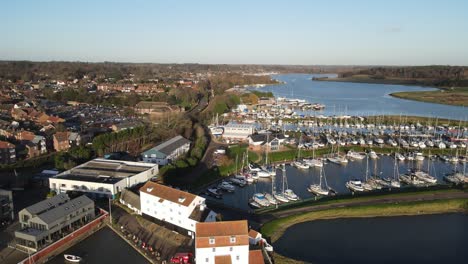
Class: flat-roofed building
141,135,191,165
15,194,95,251
49,159,158,199
195,220,264,264
222,123,255,141
140,181,216,237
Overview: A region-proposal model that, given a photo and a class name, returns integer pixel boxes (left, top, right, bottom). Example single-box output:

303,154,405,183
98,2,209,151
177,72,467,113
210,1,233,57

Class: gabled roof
23,194,70,216
120,189,140,210
0,141,15,149
249,250,264,264
196,220,248,237
142,135,190,157
140,181,197,207
36,195,94,225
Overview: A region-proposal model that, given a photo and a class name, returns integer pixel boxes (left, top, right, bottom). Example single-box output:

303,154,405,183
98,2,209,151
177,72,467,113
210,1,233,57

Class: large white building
141,135,191,165
140,181,217,237
222,123,255,141
49,159,158,199
195,220,264,264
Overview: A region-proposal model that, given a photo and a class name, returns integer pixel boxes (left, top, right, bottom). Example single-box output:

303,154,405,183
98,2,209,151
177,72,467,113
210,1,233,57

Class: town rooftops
223,123,255,129
0,141,15,149
53,131,69,142
36,195,93,225
23,193,70,216
140,181,197,207
142,135,190,157
53,159,157,183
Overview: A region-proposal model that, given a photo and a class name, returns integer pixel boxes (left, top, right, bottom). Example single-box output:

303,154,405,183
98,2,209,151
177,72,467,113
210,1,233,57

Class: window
212,248,216,252
230,236,236,243
205,258,208,262
230,247,233,252
236,256,240,261
209,237,215,245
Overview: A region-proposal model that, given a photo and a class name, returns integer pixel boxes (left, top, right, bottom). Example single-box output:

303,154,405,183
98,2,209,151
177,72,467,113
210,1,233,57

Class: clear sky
1,0,467,65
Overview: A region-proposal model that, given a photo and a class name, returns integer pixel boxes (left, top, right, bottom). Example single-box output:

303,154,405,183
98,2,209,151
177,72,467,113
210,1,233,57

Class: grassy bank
390,88,468,107
261,198,468,243
256,188,466,214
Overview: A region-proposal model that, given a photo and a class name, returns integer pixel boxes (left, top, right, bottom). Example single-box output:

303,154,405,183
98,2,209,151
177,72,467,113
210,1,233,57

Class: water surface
255,74,467,119
47,227,149,264
274,213,468,264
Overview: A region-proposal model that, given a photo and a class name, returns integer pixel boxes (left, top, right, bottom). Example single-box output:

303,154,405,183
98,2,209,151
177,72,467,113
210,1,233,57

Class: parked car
170,253,193,264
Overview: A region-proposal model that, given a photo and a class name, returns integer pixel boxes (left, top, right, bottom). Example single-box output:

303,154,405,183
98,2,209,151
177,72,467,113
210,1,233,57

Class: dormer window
230,236,236,243
209,237,215,245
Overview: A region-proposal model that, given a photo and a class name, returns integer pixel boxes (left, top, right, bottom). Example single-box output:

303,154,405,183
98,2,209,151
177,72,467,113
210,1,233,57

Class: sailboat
327,135,348,165
273,163,290,203
293,134,310,169
444,148,467,184
303,127,323,167
281,164,299,201
261,133,276,176
264,172,278,205
412,151,437,184
361,156,377,191
307,164,330,196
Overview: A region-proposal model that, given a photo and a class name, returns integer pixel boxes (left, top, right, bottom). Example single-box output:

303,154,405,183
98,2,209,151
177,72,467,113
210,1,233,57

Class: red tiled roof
139,181,197,207
249,250,264,264
0,141,15,149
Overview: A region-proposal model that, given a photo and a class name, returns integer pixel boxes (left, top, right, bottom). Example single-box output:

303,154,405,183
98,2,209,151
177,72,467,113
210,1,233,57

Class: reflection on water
211,156,459,211
255,74,467,119
47,227,149,264
274,214,468,264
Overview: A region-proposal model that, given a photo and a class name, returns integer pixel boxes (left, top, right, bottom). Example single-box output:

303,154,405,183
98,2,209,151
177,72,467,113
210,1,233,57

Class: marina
203,155,466,211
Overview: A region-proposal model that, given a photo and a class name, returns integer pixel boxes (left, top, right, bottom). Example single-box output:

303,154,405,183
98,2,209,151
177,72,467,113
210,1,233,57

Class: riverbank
390,88,468,107
261,198,468,243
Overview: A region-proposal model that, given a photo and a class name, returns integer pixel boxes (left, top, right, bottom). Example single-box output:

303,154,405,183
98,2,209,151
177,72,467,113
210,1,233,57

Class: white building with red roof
195,220,265,264
140,181,216,237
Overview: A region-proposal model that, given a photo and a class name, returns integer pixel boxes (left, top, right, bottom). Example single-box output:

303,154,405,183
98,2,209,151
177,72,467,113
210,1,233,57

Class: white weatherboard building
141,135,191,165
195,220,264,264
49,159,158,199
222,123,255,141
140,181,217,237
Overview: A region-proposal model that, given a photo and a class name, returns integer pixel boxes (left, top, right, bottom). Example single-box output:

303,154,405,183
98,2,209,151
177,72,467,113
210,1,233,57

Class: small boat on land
64,254,82,263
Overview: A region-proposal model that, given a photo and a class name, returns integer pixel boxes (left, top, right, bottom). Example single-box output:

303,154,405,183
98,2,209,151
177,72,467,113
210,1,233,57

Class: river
254,74,467,120
206,155,460,211
273,213,468,264
47,227,149,264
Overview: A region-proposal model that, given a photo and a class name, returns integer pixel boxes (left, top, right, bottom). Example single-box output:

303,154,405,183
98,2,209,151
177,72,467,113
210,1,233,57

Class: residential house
49,159,158,199
248,132,286,151
0,141,16,164
53,132,80,152
140,181,217,238
15,194,95,251
141,135,191,165
195,220,264,264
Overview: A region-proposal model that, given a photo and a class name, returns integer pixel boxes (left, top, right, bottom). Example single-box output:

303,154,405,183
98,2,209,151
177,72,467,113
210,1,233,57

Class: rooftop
36,195,94,225
196,220,248,237
249,250,265,264
140,181,197,207
142,135,190,157
54,159,157,183
23,193,70,216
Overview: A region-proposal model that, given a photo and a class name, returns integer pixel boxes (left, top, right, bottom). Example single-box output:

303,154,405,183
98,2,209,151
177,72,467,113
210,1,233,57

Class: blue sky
1,0,467,65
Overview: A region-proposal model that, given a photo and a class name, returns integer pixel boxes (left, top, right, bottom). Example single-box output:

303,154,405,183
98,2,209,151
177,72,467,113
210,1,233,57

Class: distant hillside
336,66,468,88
